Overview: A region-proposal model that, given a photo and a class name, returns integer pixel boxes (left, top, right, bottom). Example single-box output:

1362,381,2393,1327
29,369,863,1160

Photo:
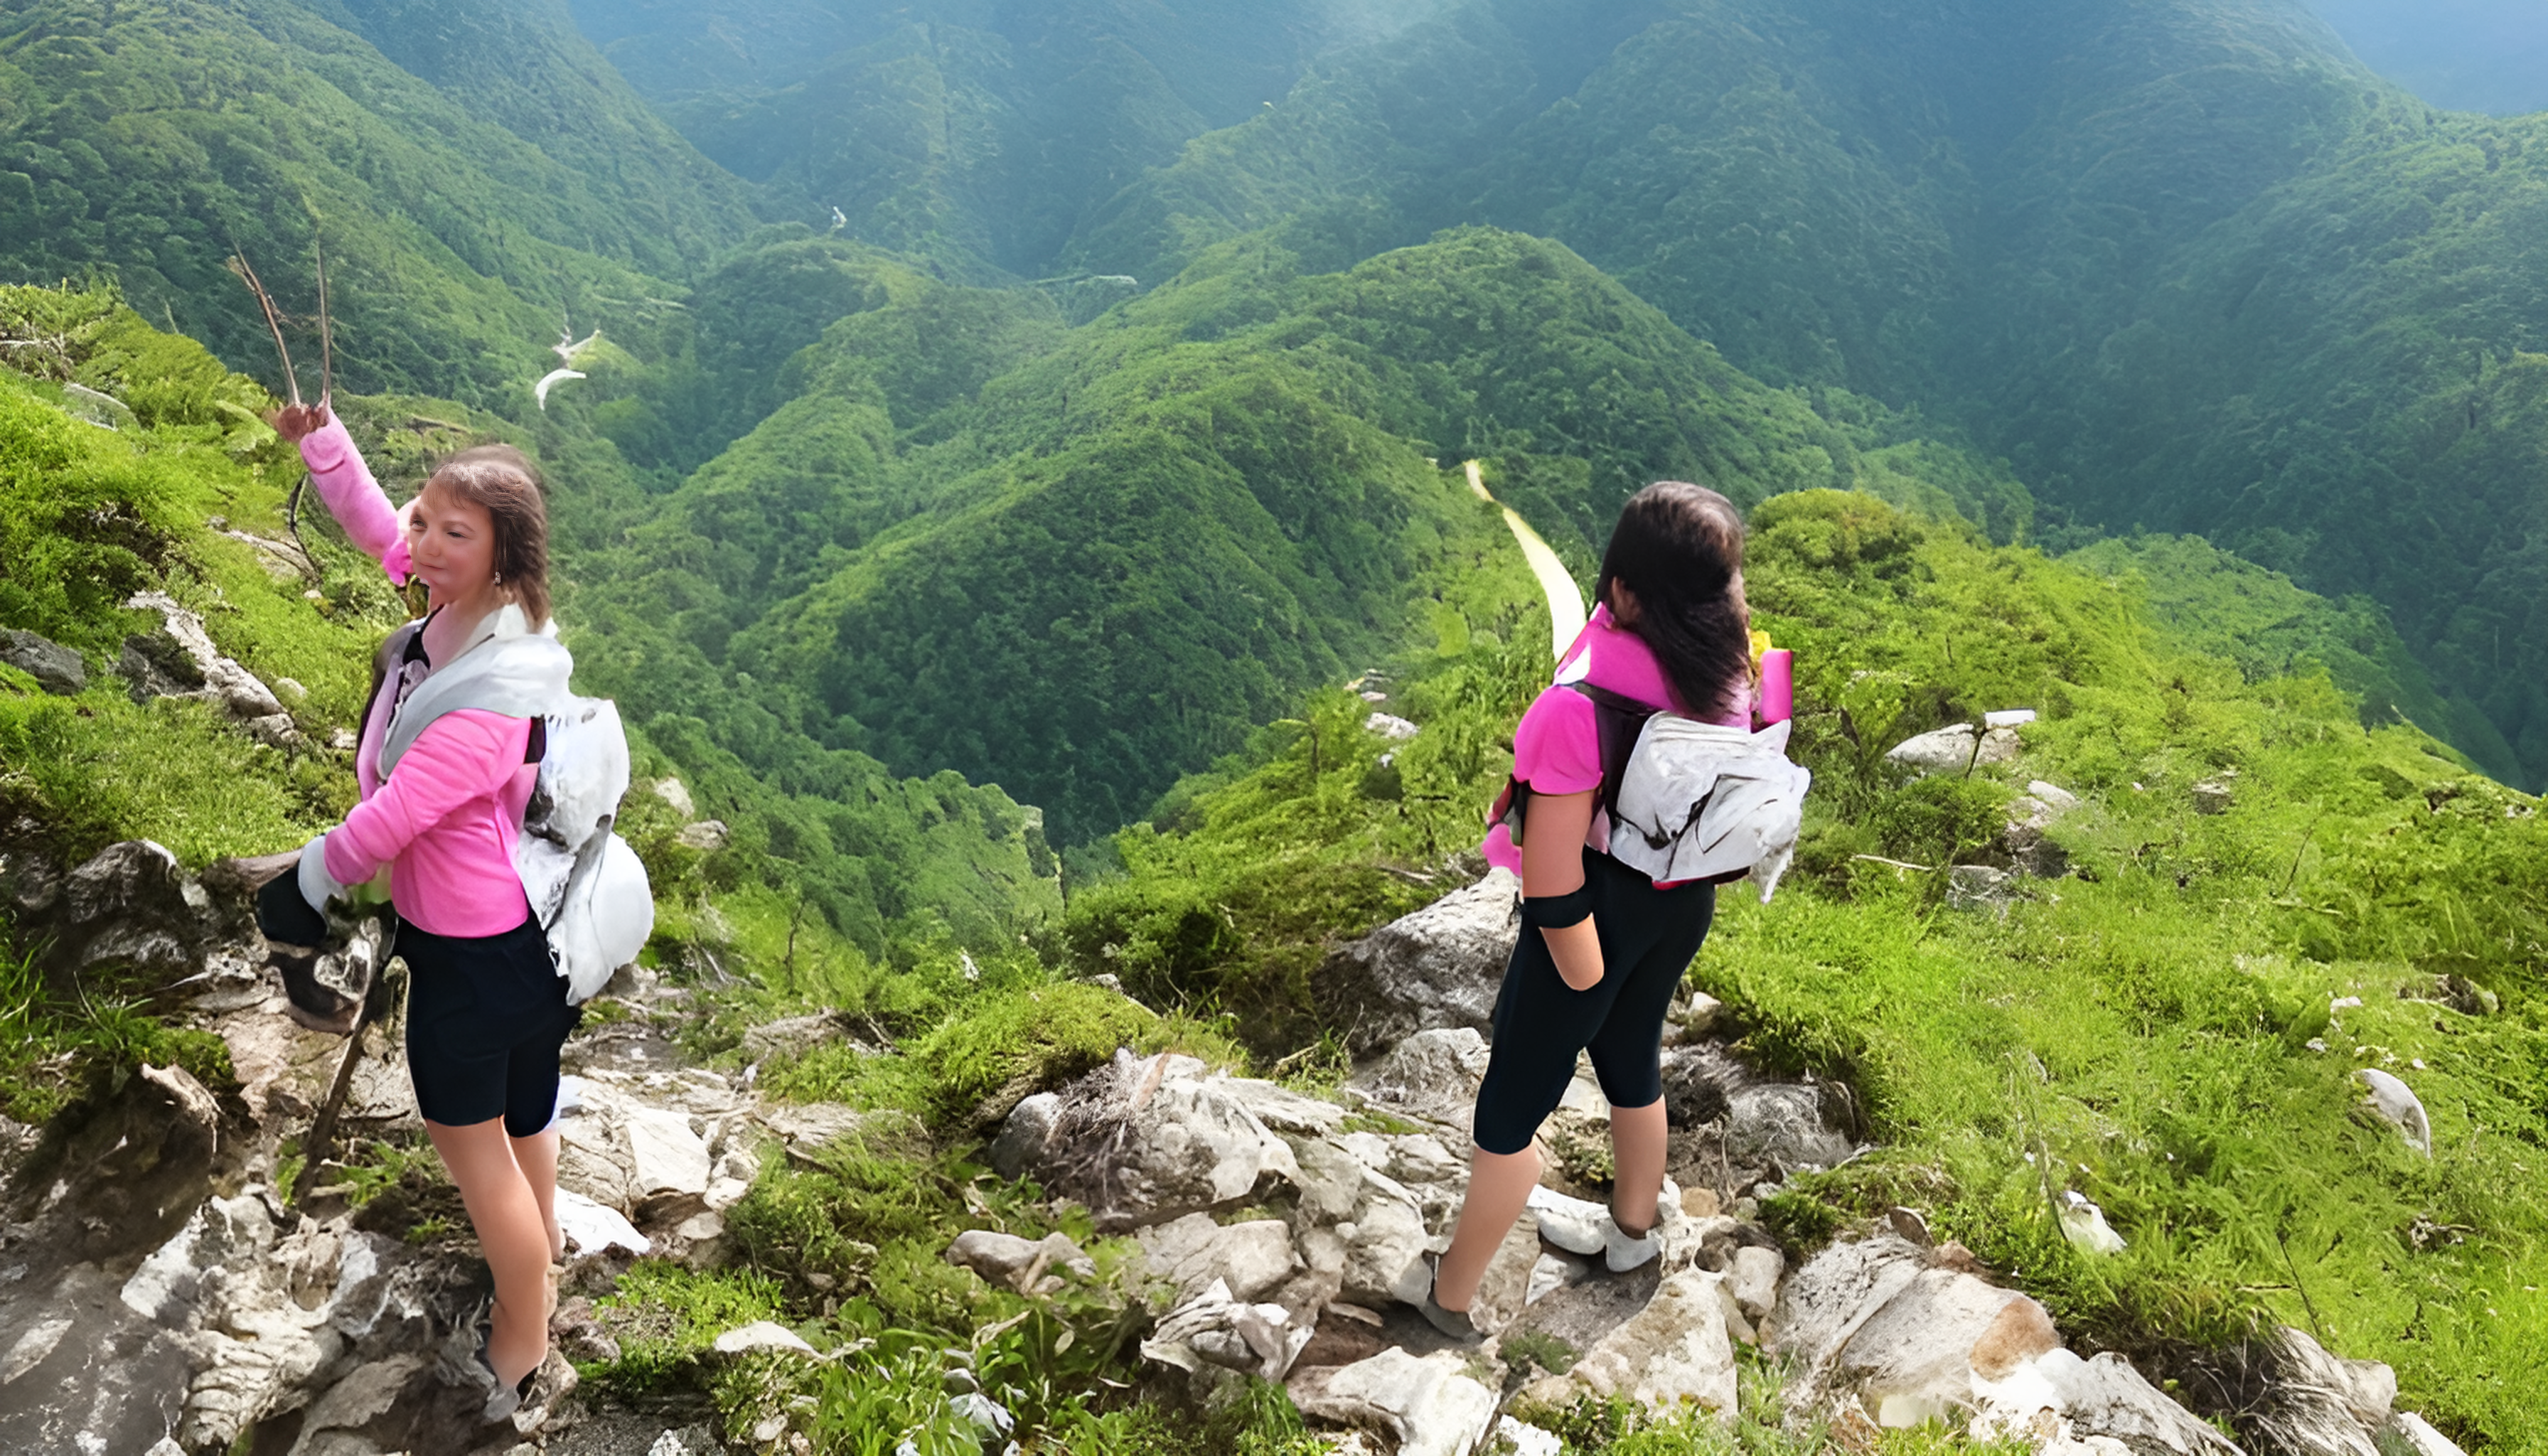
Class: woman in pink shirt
266,402,576,1419
1422,481,1756,1338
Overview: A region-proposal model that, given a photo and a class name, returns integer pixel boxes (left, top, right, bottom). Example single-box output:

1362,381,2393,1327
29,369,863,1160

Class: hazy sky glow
2305,0,2548,115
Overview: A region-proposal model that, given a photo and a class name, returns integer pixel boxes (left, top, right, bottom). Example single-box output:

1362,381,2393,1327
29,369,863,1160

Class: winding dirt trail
1465,459,1586,660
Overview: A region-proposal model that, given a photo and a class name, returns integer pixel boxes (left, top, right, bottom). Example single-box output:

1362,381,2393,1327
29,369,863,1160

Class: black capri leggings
1472,849,1717,1156
400,916,582,1138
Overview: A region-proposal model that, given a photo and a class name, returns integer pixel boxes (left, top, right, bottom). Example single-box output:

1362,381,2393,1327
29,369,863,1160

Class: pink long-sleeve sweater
300,417,535,936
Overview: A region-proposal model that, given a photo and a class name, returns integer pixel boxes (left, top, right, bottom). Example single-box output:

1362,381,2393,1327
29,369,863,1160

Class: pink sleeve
298,416,412,584
1511,686,1601,796
326,710,529,883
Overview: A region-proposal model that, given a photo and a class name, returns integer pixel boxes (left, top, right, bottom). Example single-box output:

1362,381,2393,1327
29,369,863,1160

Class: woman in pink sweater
269,402,576,1420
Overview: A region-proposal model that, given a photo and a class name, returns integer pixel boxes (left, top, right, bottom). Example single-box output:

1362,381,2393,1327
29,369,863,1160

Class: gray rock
43,838,215,978
1348,1026,1491,1130
1138,1214,1300,1302
1886,722,2022,775
1567,1268,1740,1419
1290,1347,1499,1456
1725,1082,1854,1179
1312,870,1519,1056
118,593,294,738
2003,793,2071,878
0,1263,199,1455
2193,778,2236,815
2384,1413,2467,1456
674,820,729,851
0,628,85,695
2245,1326,2396,1456
740,1012,845,1064
1145,1278,1313,1382
1727,1245,1784,1322
1973,1345,2240,1455
1947,864,2018,911
2357,1070,2431,1156
990,1092,1060,1179
1006,1051,1304,1231
946,1229,1097,1290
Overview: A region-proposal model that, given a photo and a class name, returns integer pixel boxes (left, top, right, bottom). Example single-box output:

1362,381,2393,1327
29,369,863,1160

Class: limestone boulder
2242,1325,2399,1456
43,839,216,979
1349,1026,1491,1131
1725,1081,1856,1179
1138,1214,1300,1302
0,627,85,695
1291,1347,1499,1456
1312,870,1519,1056
947,1228,1098,1291
1144,1278,1313,1382
1567,1268,1740,1420
994,1050,1303,1231
1887,722,2021,776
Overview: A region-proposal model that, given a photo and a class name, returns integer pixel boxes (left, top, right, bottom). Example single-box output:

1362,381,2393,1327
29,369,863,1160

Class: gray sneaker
1416,1254,1483,1343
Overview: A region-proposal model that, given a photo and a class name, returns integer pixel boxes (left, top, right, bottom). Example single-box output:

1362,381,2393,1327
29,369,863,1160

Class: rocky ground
0,840,2472,1455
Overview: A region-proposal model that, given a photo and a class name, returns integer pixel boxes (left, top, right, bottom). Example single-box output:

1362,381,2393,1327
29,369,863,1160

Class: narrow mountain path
1465,460,1586,660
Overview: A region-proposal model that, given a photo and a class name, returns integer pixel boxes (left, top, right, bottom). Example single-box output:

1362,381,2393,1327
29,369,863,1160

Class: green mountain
0,0,743,409
570,224,2036,841
1029,0,2548,788
563,0,1448,278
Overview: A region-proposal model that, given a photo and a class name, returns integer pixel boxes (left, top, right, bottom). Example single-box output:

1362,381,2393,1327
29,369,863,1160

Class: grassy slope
1067,488,2548,1450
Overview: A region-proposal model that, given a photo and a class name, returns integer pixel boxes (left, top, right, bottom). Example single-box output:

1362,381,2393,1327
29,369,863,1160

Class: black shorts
1472,849,1716,1156
400,916,582,1137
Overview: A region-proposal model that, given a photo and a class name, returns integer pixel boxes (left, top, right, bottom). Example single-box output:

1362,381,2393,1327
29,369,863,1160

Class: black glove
257,865,328,948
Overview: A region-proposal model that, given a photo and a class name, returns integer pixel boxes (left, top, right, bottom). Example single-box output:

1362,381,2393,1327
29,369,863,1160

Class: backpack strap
1497,681,1666,847
1568,682,1663,832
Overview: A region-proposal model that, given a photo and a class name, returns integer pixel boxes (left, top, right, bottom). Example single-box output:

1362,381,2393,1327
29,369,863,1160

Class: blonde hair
424,444,551,628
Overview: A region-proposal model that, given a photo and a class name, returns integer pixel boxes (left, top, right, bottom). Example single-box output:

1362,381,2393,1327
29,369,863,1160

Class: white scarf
378,604,574,777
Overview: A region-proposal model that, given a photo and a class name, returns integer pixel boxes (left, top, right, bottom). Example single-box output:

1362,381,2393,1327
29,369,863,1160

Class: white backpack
375,608,653,1002
515,697,654,1004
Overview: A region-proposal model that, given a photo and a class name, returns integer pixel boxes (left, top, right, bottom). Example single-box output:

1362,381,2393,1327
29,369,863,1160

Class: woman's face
407,481,499,607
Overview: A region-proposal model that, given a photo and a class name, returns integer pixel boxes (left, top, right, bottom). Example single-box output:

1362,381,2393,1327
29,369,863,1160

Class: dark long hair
425,444,551,629
1596,481,1749,719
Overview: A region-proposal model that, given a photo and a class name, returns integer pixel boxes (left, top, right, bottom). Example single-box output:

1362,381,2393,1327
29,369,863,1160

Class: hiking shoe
1415,1253,1483,1343
470,1334,537,1424
1603,1215,1660,1273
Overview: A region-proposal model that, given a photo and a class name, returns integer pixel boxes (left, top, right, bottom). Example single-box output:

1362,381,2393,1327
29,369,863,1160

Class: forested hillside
1005,0,2548,789
564,0,1447,279
0,0,740,407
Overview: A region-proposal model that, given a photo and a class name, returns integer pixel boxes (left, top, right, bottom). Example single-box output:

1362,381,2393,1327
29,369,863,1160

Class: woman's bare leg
510,1125,564,1265
1609,1098,1668,1236
427,1118,550,1387
1433,1142,1543,1312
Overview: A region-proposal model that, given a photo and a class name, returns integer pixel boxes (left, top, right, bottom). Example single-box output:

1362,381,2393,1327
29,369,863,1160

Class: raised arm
272,405,413,584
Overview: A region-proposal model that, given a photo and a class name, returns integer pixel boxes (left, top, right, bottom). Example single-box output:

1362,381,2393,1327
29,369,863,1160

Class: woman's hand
1522,787,1605,990
268,401,331,444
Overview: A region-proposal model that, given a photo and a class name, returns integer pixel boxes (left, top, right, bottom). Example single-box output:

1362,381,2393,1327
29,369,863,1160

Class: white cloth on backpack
1601,717,1810,900
368,604,652,1002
